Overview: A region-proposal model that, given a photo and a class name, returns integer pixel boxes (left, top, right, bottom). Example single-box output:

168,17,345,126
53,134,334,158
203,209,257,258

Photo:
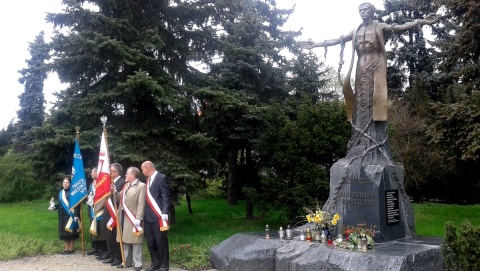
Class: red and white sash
122,182,143,236
106,178,121,230
106,198,116,230
146,177,169,231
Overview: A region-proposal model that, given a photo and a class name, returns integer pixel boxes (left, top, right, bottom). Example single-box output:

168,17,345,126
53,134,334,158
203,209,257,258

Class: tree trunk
227,149,238,205
186,192,193,214
168,204,176,225
245,145,254,219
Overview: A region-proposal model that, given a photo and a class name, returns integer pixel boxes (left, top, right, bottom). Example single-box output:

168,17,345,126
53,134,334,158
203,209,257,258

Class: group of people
54,161,171,271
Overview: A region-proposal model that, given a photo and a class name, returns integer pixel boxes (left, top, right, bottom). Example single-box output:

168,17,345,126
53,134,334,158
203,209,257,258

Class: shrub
0,153,44,202
442,221,480,270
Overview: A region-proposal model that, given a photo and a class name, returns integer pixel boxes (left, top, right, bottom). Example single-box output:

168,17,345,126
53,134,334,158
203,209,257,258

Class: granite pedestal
324,161,415,243
210,233,443,271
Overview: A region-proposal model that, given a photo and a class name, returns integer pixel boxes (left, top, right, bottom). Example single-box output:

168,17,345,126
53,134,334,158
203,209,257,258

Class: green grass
169,197,271,270
413,203,480,236
1,199,480,270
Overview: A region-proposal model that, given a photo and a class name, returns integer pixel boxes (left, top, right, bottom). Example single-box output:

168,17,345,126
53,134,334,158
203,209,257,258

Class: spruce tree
380,0,439,96
195,0,297,213
33,0,218,199
16,31,49,153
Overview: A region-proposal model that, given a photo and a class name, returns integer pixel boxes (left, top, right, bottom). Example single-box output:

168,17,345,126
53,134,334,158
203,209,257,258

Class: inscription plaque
385,189,400,225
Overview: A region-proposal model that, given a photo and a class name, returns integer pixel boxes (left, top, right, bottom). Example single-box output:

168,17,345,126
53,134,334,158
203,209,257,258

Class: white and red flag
90,130,112,235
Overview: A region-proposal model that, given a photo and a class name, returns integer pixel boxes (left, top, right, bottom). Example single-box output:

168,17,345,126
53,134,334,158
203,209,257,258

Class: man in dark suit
141,161,171,271
102,163,126,267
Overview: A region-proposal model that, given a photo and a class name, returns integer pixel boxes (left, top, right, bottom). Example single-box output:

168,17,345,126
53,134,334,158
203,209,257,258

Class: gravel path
0,252,217,271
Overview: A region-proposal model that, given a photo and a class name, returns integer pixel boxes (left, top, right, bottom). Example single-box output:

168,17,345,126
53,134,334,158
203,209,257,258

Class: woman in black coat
56,177,80,254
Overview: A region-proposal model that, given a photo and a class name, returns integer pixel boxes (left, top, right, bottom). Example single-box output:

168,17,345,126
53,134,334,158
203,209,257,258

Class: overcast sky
0,0,384,129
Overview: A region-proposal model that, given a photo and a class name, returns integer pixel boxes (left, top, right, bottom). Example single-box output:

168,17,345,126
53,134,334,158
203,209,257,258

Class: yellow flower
331,218,337,226
333,213,340,220
306,215,311,222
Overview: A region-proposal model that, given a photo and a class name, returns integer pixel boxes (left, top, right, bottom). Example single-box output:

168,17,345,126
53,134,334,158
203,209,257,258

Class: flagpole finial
101,116,108,128
75,126,80,139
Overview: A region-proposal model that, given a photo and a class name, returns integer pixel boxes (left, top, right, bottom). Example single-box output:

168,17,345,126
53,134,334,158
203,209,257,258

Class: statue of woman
303,2,437,163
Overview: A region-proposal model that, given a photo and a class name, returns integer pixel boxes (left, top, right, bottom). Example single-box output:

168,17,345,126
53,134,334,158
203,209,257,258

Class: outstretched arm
382,13,438,34
300,31,354,49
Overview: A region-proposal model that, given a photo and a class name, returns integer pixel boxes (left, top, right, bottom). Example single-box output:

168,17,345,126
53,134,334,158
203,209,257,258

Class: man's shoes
111,260,122,266
145,267,160,271
117,264,132,268
97,254,109,261
65,250,75,254
134,266,143,271
102,258,115,264
86,249,98,255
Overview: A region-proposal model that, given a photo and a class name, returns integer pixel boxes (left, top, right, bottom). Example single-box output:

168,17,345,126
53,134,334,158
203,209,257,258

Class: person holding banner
87,168,108,259
102,162,126,266
56,177,80,254
91,129,113,260
118,167,146,271
141,161,171,271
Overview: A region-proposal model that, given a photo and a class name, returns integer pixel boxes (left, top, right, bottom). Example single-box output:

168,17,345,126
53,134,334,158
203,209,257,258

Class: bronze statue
303,4,438,242
302,2,436,162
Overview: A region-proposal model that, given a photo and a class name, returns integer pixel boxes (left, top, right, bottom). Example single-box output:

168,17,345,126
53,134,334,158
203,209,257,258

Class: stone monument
210,3,444,270
303,2,437,243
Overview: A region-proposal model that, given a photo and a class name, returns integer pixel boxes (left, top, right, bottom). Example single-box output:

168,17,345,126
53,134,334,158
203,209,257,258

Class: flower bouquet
304,204,340,241
334,227,375,250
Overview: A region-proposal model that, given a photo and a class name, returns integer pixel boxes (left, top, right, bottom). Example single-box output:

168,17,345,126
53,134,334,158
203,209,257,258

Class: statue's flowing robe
342,20,392,164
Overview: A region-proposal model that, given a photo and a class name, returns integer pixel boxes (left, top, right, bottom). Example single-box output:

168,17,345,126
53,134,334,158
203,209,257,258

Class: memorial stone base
324,160,415,243
210,233,444,271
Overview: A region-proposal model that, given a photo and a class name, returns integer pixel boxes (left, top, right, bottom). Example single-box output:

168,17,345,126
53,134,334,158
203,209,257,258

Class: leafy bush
254,99,349,220
204,177,226,198
0,153,44,202
442,221,480,270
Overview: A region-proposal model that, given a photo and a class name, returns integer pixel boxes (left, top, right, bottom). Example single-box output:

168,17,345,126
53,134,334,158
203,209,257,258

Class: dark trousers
105,225,122,261
92,240,107,252
145,222,169,268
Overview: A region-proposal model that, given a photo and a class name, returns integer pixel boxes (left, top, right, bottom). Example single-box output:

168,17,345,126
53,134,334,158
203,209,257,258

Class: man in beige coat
118,167,146,271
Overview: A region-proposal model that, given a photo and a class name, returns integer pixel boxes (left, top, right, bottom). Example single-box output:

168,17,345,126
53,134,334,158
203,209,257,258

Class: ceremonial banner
70,139,88,211
90,131,111,234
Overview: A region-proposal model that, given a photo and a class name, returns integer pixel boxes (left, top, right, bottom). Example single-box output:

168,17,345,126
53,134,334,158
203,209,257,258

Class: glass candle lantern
300,230,305,241
286,225,293,240
361,235,367,250
305,227,312,242
336,233,343,243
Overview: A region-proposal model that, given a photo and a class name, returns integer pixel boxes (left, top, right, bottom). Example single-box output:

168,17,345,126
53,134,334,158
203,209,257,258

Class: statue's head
359,2,375,12
359,2,375,19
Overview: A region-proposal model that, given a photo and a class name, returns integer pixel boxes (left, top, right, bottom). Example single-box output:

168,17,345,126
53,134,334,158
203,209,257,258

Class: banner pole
76,126,86,257
101,116,126,267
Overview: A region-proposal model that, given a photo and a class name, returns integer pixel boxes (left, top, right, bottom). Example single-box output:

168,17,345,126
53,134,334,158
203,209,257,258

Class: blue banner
69,138,88,211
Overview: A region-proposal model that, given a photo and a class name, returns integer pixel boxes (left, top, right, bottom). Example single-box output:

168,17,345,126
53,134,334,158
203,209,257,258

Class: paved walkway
0,253,218,271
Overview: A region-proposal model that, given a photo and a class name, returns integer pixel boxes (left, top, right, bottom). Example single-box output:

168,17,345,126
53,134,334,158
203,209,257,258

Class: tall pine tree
33,0,219,200
195,0,297,216
16,31,49,153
